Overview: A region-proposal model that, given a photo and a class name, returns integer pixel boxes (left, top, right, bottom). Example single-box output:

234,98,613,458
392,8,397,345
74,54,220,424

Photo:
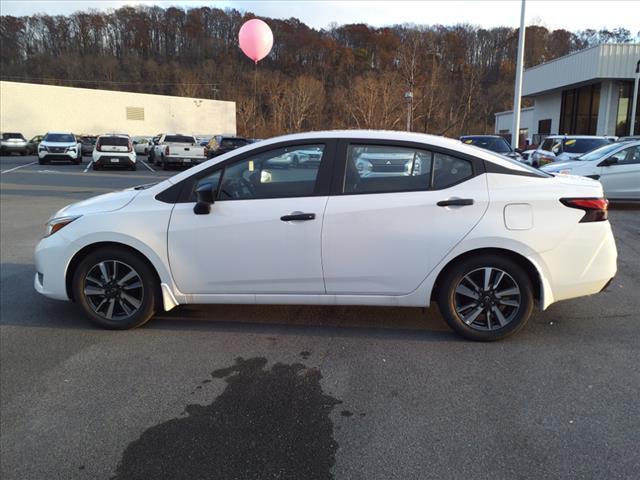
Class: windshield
165,135,195,144
44,133,75,143
576,142,625,161
2,133,25,140
461,137,512,154
562,138,610,154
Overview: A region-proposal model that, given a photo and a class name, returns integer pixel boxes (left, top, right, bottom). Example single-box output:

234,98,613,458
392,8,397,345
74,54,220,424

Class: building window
126,106,145,121
616,81,640,137
559,83,600,135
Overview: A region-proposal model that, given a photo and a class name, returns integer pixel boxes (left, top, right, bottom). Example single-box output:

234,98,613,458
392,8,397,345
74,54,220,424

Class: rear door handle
280,212,316,222
437,198,474,207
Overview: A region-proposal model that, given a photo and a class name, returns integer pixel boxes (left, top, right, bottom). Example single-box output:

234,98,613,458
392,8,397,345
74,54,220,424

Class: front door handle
437,198,474,207
280,212,316,222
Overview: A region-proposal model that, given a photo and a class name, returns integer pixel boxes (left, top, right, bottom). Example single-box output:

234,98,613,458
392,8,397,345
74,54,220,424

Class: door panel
322,175,489,296
168,197,328,294
599,146,640,199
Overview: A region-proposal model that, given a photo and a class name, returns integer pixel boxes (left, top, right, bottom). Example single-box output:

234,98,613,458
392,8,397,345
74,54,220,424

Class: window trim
331,138,485,196
161,138,338,204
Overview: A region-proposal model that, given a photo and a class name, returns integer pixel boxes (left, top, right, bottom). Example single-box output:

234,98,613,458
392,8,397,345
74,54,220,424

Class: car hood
52,188,140,218
41,141,77,148
541,160,578,172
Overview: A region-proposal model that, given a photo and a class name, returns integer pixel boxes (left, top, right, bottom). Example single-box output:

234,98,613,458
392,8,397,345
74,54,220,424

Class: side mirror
193,183,215,215
599,157,618,167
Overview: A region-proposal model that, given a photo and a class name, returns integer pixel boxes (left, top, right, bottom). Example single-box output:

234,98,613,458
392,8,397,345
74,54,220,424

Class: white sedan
34,131,617,341
541,141,640,200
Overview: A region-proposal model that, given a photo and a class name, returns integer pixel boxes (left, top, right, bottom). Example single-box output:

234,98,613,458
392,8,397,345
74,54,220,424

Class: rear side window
432,153,473,189
99,137,129,146
165,135,195,144
344,145,433,194
3,133,25,140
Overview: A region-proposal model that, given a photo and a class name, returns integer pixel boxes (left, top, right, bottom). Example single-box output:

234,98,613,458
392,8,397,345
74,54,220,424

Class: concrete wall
494,107,535,137
0,81,236,139
532,91,562,135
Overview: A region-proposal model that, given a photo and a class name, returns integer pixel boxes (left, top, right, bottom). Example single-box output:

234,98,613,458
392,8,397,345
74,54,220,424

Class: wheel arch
65,241,162,303
430,247,544,306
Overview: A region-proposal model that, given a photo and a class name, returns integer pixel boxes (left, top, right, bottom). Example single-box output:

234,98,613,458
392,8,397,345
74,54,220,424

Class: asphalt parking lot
1,154,639,480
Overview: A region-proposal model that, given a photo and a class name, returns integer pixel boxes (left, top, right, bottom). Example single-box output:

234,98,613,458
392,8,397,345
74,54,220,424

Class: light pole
630,59,640,136
405,90,413,131
511,0,526,149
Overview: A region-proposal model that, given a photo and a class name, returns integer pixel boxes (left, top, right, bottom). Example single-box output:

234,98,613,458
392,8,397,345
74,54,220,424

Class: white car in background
92,134,137,171
132,136,152,155
541,141,640,200
38,132,82,165
34,130,617,341
531,135,612,167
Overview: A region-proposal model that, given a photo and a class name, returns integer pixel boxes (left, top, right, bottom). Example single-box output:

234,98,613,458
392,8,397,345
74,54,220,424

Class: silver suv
1,132,28,156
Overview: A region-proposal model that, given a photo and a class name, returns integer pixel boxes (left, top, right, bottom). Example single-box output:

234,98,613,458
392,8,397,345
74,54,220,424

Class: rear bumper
541,221,618,304
94,155,135,167
164,156,203,166
1,144,27,152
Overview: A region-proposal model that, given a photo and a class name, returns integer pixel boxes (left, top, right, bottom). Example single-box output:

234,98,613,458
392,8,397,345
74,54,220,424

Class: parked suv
531,135,612,167
38,132,82,165
1,132,28,155
79,136,97,156
459,135,523,163
205,136,250,159
92,134,136,170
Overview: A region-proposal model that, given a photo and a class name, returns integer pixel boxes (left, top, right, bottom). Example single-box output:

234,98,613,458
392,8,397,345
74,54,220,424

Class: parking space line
0,161,38,174
141,160,155,172
83,161,93,173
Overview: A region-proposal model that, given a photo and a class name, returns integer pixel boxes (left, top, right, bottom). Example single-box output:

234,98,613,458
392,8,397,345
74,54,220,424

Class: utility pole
630,59,639,136
511,0,526,149
405,90,413,131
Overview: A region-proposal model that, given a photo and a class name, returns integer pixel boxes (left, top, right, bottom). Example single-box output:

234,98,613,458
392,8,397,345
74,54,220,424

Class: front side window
218,144,325,200
344,145,433,194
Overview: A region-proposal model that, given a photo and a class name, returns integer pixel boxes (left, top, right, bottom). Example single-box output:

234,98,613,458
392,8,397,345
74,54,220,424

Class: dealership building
495,43,640,143
0,81,236,139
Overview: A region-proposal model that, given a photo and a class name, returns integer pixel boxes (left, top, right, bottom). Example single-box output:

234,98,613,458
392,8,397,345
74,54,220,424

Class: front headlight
39,145,48,152
45,215,81,237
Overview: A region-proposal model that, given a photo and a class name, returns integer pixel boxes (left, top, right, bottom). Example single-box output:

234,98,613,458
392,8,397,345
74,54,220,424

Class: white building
495,43,640,144
0,81,236,139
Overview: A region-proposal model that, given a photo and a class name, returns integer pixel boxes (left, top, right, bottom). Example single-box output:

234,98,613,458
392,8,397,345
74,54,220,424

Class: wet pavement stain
112,357,342,480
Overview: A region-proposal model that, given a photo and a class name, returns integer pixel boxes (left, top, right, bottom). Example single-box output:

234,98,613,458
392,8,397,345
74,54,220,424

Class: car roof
46,132,75,135
98,134,129,137
544,135,610,139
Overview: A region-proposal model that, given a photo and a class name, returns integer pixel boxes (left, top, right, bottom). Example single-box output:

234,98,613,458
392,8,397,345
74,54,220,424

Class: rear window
99,137,129,146
44,133,75,143
562,138,611,154
2,133,25,140
220,138,249,148
165,135,195,144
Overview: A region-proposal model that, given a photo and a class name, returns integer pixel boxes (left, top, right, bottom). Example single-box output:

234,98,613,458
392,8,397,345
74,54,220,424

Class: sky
1,0,639,32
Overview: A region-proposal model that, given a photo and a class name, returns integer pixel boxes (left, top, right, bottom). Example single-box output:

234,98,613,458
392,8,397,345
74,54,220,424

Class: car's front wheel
437,255,534,341
72,248,158,329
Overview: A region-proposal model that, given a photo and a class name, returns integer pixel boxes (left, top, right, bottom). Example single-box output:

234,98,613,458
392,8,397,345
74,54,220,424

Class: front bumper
39,151,80,161
34,232,77,301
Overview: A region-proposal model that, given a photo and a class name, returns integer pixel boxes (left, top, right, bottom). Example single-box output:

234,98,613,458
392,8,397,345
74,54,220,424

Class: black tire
436,254,534,341
72,247,158,330
162,158,170,170
38,158,45,165
130,164,137,171
92,162,100,170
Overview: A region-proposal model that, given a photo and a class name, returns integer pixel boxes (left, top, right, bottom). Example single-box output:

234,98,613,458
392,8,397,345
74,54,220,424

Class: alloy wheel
83,260,144,320
453,267,521,331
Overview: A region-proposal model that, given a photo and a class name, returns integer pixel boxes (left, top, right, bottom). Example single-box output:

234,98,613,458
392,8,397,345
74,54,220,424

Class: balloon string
253,62,258,139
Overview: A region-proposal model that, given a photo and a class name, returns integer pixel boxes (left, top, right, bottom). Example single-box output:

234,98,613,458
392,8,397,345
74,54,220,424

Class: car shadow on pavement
1,262,460,342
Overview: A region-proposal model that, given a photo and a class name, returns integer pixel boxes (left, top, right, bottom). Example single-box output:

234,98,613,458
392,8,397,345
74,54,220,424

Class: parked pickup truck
153,134,206,170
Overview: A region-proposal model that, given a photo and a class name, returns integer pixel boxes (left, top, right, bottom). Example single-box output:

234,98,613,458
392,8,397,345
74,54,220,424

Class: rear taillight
560,197,608,223
128,140,133,152
165,146,170,155
96,142,101,152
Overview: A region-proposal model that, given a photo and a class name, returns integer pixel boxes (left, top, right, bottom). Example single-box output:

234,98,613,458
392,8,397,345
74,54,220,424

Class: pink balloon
239,19,273,64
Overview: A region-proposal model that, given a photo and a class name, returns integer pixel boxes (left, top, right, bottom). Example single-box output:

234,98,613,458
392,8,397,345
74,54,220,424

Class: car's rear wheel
437,255,534,341
92,162,100,170
72,248,158,329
